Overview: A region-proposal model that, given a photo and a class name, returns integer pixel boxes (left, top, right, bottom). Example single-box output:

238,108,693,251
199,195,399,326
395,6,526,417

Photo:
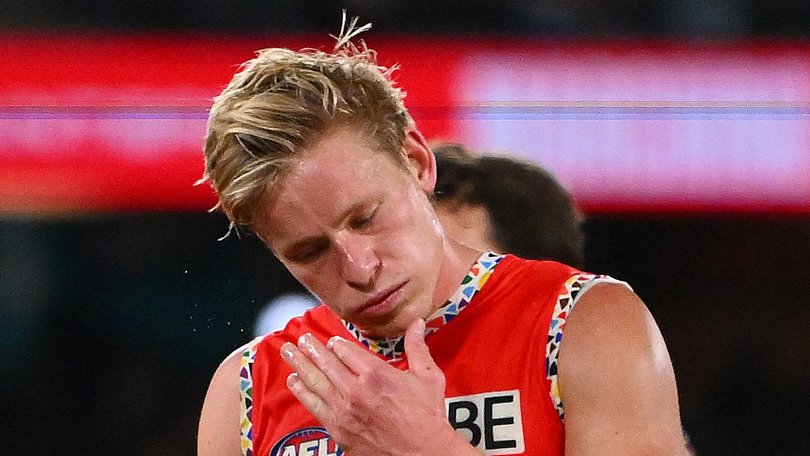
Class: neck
352,238,483,340
342,248,505,361
430,238,483,316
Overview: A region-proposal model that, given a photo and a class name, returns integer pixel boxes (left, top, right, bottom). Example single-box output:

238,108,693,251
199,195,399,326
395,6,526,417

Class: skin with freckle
196,18,690,456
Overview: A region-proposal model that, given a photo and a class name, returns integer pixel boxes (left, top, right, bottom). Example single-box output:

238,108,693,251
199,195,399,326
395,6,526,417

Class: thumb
404,318,438,374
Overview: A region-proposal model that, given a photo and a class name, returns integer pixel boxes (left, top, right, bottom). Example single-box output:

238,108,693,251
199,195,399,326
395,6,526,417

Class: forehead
257,128,406,241
294,130,387,184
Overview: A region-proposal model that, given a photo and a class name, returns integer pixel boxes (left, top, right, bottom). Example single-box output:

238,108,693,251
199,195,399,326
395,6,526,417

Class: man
198,18,687,456
432,143,585,268
253,144,583,336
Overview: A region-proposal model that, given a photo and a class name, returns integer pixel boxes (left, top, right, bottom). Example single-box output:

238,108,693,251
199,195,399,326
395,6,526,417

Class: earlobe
402,128,437,193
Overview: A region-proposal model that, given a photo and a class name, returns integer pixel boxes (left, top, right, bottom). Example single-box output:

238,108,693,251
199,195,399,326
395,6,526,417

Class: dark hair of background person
433,143,585,268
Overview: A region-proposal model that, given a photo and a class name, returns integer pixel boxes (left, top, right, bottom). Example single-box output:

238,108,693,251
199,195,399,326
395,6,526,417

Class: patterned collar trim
342,251,505,361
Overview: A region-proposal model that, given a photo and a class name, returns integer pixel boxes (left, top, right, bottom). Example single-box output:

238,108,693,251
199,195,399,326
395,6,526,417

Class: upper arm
198,347,245,456
558,282,687,456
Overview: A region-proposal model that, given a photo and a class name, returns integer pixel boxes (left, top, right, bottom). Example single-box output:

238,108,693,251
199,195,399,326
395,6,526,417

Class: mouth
357,280,409,318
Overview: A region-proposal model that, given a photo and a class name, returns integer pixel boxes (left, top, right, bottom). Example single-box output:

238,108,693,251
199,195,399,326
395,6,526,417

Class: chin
355,312,415,339
354,318,404,339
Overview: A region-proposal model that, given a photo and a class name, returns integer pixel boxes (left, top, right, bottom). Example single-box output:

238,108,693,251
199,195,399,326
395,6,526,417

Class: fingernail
287,373,300,391
280,342,295,361
327,335,344,350
298,333,317,356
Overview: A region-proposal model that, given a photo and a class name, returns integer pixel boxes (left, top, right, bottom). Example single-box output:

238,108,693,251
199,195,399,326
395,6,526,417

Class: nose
333,233,380,289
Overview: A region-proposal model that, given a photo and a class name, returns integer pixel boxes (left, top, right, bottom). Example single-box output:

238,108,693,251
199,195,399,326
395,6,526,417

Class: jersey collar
342,251,505,361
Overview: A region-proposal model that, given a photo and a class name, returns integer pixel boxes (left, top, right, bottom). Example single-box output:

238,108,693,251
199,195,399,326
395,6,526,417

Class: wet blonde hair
201,16,412,234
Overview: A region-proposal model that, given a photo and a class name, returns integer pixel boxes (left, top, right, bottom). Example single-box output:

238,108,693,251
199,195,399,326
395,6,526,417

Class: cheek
285,263,332,303
391,212,444,267
435,210,460,239
414,198,444,241
382,195,441,247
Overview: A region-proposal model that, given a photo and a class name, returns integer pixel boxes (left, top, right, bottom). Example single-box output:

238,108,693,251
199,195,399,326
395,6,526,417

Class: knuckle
343,387,363,406
310,399,324,417
308,375,324,391
357,369,380,388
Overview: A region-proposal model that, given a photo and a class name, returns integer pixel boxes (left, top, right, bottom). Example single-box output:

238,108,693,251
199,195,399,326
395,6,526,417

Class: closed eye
287,238,329,263
349,204,379,230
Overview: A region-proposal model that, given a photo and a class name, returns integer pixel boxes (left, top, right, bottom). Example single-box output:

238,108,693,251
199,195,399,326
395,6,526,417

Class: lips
357,281,408,317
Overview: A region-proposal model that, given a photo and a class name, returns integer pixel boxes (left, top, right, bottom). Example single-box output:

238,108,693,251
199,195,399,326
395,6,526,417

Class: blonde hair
201,16,413,234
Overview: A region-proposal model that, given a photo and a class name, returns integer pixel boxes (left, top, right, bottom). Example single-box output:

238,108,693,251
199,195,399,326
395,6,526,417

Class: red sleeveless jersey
239,254,611,456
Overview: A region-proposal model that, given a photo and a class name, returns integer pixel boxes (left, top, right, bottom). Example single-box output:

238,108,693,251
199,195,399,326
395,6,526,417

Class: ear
402,127,437,193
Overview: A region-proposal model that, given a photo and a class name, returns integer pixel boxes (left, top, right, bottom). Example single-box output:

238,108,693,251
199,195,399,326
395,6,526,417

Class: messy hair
200,15,413,235
433,143,586,268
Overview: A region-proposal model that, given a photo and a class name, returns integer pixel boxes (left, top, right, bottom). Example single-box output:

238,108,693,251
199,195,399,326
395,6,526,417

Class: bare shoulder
564,281,659,350
197,343,251,456
558,281,688,455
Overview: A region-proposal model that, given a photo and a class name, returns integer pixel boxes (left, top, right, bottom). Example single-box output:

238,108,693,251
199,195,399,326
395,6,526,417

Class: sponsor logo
446,389,525,455
270,427,343,456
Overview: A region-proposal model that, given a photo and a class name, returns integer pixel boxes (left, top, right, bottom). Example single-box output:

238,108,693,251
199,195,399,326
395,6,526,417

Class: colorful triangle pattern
239,337,263,456
342,252,505,360
546,272,618,420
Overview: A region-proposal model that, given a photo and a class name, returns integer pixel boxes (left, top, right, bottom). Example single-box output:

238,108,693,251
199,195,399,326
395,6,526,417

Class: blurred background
1,1,809,455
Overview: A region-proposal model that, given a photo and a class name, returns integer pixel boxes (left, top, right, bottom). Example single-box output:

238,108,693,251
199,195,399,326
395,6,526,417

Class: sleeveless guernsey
238,253,624,456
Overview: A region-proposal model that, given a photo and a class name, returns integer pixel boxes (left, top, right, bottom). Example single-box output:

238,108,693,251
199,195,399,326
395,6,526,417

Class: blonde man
198,17,688,456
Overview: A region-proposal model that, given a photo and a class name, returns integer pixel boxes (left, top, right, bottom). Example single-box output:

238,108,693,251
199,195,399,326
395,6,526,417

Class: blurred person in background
198,17,688,456
432,142,585,268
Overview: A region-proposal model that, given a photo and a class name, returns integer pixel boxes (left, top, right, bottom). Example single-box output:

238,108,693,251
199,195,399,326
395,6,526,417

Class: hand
280,318,476,456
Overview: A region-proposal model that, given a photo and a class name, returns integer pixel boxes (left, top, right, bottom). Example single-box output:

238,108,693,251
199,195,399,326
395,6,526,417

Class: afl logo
270,427,343,456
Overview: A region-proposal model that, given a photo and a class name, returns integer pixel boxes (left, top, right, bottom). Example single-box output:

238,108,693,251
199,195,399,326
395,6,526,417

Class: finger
280,339,340,405
326,335,389,376
297,333,357,396
403,318,438,374
286,373,331,425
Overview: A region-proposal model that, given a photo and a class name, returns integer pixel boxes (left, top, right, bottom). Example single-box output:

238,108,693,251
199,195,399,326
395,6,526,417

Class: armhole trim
545,274,630,420
240,337,263,456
